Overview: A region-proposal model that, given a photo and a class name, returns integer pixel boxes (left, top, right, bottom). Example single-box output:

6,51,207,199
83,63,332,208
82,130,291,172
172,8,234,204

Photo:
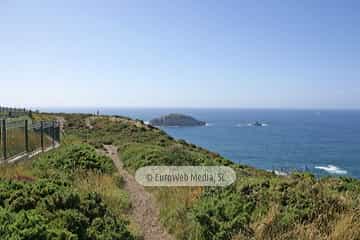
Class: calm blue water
44,108,360,178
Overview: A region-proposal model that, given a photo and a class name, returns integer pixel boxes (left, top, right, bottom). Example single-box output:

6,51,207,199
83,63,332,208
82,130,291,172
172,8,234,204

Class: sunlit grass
73,171,131,218
0,160,35,180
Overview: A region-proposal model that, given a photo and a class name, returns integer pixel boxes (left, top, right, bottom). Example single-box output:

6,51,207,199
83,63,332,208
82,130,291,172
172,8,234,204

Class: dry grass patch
73,171,131,218
0,161,35,181
150,187,203,237
330,213,360,240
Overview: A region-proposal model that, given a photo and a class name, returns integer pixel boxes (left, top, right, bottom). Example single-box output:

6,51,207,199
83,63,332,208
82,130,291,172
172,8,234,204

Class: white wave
315,165,347,175
205,123,213,127
274,170,288,176
236,122,268,127
266,169,288,176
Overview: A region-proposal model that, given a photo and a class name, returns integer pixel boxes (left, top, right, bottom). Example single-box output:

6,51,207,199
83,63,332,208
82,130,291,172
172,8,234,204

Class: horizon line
35,106,360,111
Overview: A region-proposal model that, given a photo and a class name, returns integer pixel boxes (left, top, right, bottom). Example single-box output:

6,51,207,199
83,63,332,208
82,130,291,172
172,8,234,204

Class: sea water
44,108,360,178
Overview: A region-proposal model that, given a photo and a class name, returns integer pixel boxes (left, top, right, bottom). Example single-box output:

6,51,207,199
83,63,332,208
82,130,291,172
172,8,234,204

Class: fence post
57,121,60,143
25,120,29,152
2,119,6,159
40,121,44,152
52,121,55,147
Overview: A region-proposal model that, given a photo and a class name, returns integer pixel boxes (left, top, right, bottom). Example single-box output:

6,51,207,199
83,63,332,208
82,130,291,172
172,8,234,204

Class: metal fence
0,106,30,119
0,119,60,161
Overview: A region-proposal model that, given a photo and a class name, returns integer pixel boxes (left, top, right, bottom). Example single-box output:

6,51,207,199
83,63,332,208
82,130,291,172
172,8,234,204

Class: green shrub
33,144,114,174
0,179,134,240
189,188,255,240
121,143,198,170
335,177,360,193
0,208,49,240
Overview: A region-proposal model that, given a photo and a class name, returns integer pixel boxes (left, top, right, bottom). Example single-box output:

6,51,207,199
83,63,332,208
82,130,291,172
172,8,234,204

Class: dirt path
103,145,173,240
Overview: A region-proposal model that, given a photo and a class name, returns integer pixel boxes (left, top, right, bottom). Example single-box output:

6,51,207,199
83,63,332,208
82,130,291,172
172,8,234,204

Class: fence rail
0,119,60,162
0,106,30,118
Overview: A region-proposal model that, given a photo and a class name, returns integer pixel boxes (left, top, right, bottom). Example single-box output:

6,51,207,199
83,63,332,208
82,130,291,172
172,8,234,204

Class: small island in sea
150,113,206,126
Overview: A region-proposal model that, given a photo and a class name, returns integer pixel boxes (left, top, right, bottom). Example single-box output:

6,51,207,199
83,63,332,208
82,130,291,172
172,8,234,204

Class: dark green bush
33,144,114,174
189,188,255,240
335,177,360,193
121,143,207,170
0,179,134,240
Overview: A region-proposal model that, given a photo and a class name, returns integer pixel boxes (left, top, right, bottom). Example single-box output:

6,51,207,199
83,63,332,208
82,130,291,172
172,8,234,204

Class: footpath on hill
103,145,173,240
85,117,173,239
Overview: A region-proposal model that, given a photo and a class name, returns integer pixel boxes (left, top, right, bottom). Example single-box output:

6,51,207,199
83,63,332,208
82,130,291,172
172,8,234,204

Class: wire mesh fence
0,106,30,119
0,119,60,161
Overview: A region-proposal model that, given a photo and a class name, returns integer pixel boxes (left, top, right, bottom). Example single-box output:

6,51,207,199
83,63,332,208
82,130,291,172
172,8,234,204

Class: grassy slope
59,113,360,240
0,130,138,239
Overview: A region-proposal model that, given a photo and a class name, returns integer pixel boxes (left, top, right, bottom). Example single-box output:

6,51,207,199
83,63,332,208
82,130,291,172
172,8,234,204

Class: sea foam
315,165,347,175
266,169,288,176
236,123,268,127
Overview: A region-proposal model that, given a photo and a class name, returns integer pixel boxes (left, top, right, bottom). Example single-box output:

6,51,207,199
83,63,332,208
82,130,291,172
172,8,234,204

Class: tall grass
73,171,131,218
150,187,203,238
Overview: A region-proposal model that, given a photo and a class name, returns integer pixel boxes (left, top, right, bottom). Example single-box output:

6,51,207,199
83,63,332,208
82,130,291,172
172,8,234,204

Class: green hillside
1,113,359,240
63,114,360,240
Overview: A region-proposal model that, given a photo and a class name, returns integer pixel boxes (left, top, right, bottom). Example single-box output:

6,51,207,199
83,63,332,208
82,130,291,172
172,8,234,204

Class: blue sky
1,0,359,109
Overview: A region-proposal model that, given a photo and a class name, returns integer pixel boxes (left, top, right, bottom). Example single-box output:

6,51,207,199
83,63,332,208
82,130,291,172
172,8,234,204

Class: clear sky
1,0,359,109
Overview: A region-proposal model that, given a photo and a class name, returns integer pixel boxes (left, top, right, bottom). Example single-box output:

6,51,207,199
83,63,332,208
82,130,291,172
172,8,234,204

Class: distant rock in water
150,114,206,127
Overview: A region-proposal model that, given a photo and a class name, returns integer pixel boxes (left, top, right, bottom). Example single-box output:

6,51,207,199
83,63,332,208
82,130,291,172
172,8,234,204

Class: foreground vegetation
1,112,360,239
0,142,136,239
61,114,360,240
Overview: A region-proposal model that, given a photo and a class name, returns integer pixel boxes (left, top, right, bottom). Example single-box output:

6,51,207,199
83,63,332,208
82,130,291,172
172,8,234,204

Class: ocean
44,108,360,178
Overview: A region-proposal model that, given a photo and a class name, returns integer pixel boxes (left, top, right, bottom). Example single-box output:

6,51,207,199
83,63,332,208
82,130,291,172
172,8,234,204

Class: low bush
0,179,134,240
188,188,255,240
33,144,114,174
